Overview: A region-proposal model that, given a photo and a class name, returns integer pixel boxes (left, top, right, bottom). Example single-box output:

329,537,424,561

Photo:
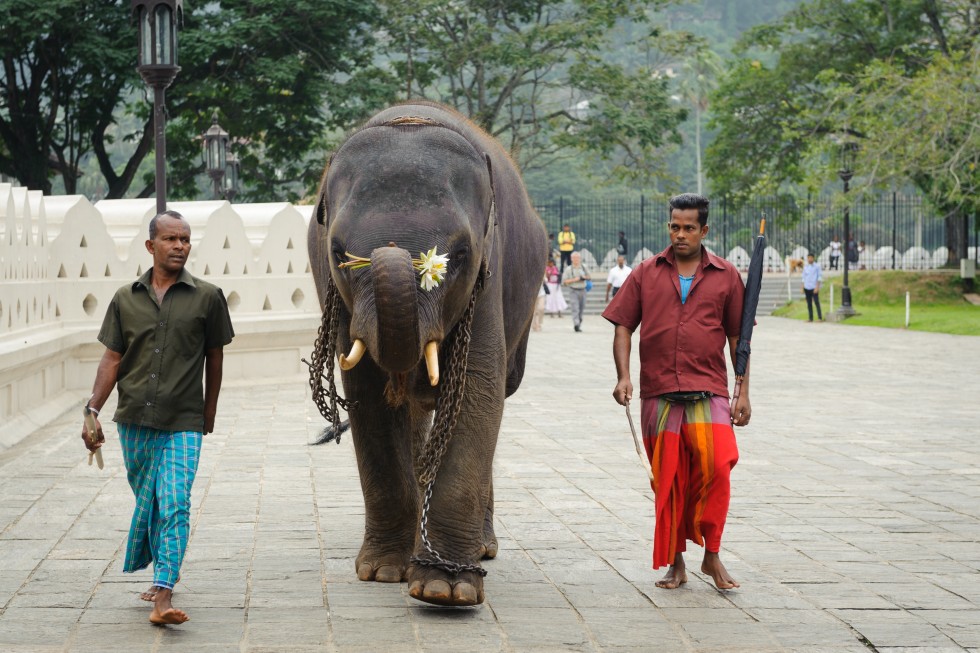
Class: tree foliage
0,0,381,201
371,0,687,187
706,0,979,220
0,1,133,195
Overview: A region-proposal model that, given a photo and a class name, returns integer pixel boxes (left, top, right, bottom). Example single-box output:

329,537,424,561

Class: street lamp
132,0,183,215
837,140,858,318
203,113,228,200
223,154,240,202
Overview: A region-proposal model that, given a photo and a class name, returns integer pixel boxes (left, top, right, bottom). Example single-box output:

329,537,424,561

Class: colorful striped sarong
117,424,202,589
641,395,738,569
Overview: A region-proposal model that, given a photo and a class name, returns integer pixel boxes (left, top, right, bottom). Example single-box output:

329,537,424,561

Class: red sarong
641,395,738,569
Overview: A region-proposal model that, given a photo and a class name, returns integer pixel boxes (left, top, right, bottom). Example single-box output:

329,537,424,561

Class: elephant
306,101,546,606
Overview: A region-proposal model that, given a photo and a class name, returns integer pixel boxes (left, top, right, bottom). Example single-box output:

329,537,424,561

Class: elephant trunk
370,246,421,373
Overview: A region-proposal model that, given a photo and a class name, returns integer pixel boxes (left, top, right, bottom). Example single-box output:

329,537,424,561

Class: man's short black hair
149,210,186,239
669,193,710,226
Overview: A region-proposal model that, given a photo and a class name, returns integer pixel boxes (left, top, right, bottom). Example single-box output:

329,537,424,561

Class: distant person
532,262,547,331
561,251,591,332
557,224,576,272
847,232,859,267
605,255,632,303
547,232,559,263
801,253,823,322
858,240,867,270
829,235,841,270
617,231,628,258
543,258,567,318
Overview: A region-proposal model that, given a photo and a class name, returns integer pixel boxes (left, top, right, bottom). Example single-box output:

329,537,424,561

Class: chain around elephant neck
411,284,487,577
304,276,355,442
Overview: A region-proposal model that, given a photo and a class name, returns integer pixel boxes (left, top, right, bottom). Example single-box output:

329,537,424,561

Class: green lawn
773,270,980,336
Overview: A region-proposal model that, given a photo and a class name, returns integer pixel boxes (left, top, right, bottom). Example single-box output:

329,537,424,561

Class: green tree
0,0,382,201
813,45,979,218
705,0,978,257
675,43,723,194
372,0,687,187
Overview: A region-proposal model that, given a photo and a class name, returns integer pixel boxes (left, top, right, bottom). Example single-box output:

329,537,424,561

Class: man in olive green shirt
82,210,234,625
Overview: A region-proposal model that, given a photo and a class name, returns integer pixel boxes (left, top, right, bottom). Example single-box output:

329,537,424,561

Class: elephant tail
311,420,350,446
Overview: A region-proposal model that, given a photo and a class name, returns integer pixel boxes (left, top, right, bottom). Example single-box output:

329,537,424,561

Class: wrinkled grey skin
307,102,546,606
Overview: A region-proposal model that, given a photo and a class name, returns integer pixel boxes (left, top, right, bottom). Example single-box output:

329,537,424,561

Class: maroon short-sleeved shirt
602,245,745,399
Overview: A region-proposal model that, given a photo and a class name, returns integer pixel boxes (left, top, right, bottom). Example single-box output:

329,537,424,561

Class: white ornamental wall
0,183,320,447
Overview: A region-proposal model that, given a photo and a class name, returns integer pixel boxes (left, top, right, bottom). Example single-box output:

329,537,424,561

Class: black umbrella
732,214,766,407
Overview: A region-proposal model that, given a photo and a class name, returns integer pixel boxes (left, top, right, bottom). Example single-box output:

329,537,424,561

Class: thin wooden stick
625,401,654,481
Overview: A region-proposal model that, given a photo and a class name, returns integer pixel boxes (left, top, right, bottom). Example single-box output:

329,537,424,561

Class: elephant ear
314,156,333,225
483,153,494,202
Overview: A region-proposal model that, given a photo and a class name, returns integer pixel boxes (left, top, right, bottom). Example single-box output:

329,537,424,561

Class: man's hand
730,393,751,427
814,288,819,295
613,379,633,406
204,407,217,435
81,418,105,452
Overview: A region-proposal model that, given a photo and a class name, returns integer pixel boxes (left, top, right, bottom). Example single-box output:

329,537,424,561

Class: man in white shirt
801,253,823,321
605,255,632,303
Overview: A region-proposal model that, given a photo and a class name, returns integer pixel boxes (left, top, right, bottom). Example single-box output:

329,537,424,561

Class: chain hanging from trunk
304,276,356,443
411,283,487,577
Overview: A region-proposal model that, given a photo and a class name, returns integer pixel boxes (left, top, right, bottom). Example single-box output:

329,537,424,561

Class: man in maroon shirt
603,193,751,590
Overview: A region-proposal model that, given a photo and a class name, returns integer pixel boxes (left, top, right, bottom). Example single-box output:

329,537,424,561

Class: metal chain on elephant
411,285,487,577
303,277,356,443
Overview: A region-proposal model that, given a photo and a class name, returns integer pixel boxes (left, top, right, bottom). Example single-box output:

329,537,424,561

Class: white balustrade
0,183,320,447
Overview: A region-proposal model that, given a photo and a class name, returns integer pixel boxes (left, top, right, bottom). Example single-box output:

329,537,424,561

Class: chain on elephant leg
408,477,488,606
411,478,487,578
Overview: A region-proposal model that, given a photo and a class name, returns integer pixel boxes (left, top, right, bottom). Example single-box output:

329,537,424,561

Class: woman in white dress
543,258,568,317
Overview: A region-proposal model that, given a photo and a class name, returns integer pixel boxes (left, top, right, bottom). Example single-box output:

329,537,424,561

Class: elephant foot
407,566,485,607
355,549,410,583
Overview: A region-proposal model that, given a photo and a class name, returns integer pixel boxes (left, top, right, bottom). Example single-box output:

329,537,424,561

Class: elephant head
314,119,495,388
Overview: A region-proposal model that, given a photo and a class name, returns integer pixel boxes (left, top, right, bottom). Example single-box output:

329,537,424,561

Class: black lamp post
203,113,229,200
223,154,240,202
132,0,183,215
837,140,858,317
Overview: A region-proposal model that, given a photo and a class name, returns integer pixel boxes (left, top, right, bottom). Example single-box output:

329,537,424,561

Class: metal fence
533,193,978,269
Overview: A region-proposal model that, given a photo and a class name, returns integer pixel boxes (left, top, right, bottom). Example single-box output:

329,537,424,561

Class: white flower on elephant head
417,247,449,291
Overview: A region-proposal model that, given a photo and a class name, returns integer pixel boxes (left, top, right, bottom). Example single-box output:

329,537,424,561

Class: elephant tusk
424,341,439,386
339,339,366,371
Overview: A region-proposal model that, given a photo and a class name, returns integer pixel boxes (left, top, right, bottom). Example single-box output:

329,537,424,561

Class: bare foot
140,576,179,601
149,588,189,625
655,553,688,589
701,551,739,589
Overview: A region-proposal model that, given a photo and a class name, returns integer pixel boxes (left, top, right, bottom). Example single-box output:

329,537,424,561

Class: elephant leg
480,479,498,560
505,325,531,398
407,343,504,607
344,364,420,583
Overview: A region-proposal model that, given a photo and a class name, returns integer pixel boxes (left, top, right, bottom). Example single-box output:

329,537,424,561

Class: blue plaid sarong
117,424,202,589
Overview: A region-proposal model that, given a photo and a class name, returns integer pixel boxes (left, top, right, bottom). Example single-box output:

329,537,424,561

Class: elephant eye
331,241,346,265
449,245,469,272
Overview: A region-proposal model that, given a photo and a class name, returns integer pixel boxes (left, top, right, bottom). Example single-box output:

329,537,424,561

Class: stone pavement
1,315,979,652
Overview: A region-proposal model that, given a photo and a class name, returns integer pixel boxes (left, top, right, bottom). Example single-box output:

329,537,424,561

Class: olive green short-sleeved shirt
98,268,235,432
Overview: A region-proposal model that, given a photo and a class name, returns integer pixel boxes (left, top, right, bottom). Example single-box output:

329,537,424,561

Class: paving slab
1,316,979,651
